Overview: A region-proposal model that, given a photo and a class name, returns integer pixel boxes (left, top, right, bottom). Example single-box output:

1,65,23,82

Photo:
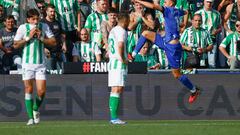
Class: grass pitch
0,120,240,135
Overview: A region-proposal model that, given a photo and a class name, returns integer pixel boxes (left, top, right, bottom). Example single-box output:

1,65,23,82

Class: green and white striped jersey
84,12,108,46
72,41,101,62
180,26,213,60
108,26,128,70
220,32,240,56
50,0,80,31
195,8,221,38
11,0,21,21
0,0,14,8
14,23,54,65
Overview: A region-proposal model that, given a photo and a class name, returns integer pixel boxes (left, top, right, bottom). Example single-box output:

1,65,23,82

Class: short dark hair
192,14,202,20
4,15,15,21
46,4,55,10
118,12,129,22
26,9,40,18
108,8,118,14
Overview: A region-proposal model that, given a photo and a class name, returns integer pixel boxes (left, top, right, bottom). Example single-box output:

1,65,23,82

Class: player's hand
35,28,43,39
128,53,134,62
29,28,38,39
228,56,236,63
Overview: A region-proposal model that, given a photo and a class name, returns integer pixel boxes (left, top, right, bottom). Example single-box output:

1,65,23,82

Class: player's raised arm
135,0,163,12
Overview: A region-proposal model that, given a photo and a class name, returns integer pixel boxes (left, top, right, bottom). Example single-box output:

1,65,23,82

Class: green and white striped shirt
50,0,80,31
180,26,213,60
11,0,21,21
0,0,14,8
84,12,108,46
108,26,127,70
195,8,221,38
220,32,240,56
14,23,54,65
72,41,101,62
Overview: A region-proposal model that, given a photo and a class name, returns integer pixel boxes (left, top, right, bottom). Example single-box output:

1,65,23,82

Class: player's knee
172,72,181,79
25,86,33,92
37,89,46,96
142,31,149,37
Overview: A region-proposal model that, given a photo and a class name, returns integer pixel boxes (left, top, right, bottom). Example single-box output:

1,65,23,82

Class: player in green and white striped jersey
13,9,56,126
195,0,222,68
108,12,129,125
84,0,108,48
219,20,240,69
72,28,101,62
180,14,213,68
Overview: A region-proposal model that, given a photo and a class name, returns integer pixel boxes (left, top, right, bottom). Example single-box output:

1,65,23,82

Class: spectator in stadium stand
219,19,240,69
180,14,213,69
195,0,222,68
41,4,67,71
72,28,101,62
13,9,56,126
48,0,81,62
0,15,22,74
127,0,155,54
101,7,118,60
108,12,129,125
78,0,92,29
223,0,240,34
84,0,108,55
36,0,47,19
134,42,160,70
130,0,200,104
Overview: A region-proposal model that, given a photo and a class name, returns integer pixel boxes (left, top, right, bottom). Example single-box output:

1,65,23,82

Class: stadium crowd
0,0,240,74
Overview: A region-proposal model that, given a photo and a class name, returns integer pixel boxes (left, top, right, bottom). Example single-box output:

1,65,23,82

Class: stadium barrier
0,73,240,121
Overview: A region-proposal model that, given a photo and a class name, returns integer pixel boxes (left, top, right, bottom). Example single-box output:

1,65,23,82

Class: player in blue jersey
131,0,200,104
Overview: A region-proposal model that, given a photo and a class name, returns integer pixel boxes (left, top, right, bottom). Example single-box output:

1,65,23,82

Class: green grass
0,120,240,135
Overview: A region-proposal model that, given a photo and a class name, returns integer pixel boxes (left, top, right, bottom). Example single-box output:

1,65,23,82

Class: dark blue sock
178,75,194,90
133,35,147,54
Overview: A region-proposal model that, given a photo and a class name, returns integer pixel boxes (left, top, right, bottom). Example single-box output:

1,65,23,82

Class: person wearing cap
223,0,240,34
195,0,222,68
219,19,240,69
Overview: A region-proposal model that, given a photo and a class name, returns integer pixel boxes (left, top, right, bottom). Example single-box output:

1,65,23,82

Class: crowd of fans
0,0,240,74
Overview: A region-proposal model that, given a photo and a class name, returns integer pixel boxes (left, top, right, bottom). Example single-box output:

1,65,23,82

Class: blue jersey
163,7,185,42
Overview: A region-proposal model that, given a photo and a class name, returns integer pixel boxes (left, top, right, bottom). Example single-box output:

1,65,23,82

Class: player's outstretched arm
135,0,163,12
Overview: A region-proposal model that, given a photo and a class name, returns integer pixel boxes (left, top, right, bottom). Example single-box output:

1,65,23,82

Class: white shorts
22,64,46,80
108,69,127,87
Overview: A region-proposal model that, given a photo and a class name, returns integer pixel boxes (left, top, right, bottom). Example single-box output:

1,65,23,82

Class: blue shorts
154,34,182,68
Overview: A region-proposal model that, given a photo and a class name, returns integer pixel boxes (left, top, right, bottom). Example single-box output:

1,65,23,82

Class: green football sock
33,95,45,111
109,92,120,120
25,93,33,119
